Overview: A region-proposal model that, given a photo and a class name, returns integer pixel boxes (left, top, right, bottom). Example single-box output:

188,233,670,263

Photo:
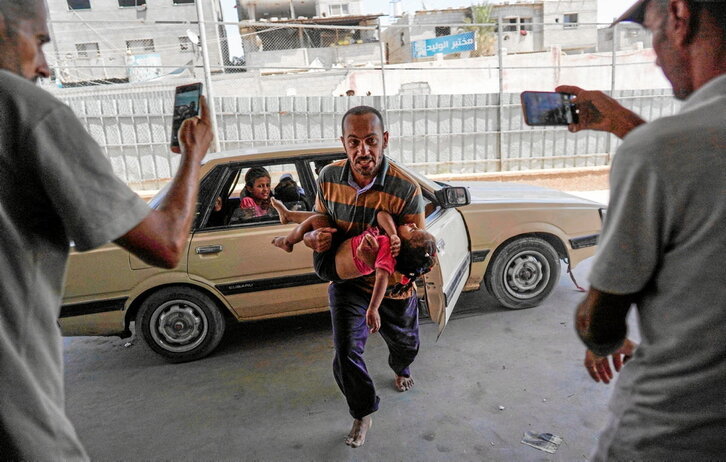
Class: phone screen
170,83,202,148
521,91,578,126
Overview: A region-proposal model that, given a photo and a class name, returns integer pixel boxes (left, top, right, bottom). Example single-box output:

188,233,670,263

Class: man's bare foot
271,236,293,252
344,416,372,448
270,197,290,224
395,375,414,392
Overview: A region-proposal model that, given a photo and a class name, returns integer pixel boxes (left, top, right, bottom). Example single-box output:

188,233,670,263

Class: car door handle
196,245,223,255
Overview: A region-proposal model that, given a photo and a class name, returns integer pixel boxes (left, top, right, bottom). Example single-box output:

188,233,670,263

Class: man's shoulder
318,159,347,183
0,71,67,125
384,160,421,193
617,107,725,170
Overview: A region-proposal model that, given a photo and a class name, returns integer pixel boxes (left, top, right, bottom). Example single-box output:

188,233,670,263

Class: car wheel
486,237,561,310
136,286,226,362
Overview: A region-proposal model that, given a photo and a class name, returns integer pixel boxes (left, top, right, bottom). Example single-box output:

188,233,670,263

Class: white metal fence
57,88,677,187
43,12,676,187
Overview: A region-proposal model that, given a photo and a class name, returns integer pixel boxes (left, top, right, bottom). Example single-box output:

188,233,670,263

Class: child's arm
366,268,390,334
376,211,401,257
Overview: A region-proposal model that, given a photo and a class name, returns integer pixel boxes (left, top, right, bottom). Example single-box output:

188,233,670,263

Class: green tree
464,3,496,57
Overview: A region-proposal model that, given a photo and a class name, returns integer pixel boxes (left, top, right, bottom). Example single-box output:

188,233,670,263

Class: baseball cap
612,0,726,26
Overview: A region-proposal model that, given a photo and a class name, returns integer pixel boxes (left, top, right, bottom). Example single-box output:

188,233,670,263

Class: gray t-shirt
589,74,726,460
0,71,149,460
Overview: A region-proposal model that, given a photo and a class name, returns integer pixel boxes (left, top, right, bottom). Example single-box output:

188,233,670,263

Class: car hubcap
149,300,208,353
503,250,550,299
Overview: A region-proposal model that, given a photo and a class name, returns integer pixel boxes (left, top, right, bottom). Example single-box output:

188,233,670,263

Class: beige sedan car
60,143,604,362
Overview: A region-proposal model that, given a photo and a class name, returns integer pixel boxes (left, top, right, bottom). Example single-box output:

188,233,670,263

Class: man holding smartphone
0,1,213,460
557,0,726,459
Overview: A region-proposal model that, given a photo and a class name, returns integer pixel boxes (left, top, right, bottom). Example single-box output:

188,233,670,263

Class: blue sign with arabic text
411,32,476,59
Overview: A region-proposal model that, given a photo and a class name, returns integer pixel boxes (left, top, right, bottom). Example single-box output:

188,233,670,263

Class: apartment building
383,0,598,64
235,0,363,21
47,0,226,85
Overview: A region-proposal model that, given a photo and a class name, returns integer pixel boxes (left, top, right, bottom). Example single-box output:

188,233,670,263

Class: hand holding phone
171,82,203,152
520,91,578,126
554,85,646,139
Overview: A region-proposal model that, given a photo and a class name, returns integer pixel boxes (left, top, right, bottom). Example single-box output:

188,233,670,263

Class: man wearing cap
557,0,726,459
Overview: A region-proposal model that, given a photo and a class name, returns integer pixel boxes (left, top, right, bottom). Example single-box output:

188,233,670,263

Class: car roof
201,141,344,170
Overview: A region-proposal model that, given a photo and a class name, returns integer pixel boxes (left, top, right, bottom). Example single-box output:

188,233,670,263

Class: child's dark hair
391,230,437,296
244,166,270,189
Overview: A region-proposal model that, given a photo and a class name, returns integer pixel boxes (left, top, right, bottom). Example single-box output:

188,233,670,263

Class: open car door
422,205,470,338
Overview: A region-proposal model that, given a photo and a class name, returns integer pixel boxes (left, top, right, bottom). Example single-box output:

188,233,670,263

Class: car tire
136,286,226,362
486,237,561,310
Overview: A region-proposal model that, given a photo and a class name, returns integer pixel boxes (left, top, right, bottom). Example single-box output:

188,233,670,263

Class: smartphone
520,91,578,126
170,82,203,150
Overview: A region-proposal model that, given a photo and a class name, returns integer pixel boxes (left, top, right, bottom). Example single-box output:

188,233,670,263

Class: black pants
328,281,420,419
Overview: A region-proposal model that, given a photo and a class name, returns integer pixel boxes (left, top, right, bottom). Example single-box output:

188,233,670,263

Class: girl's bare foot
344,416,372,448
270,198,290,224
271,236,293,252
395,374,414,392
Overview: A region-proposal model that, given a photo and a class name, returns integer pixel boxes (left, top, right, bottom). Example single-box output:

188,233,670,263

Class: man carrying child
302,106,428,448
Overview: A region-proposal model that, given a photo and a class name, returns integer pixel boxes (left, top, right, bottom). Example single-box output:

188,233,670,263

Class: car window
202,162,310,229
309,158,335,182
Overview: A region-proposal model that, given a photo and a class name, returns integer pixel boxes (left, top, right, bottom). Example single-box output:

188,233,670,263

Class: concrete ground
63,245,639,461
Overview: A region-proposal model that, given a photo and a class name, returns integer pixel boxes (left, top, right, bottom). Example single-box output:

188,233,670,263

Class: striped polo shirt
315,156,424,297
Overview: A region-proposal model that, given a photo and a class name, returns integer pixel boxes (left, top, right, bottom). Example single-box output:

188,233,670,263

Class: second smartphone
520,91,578,126
170,82,203,150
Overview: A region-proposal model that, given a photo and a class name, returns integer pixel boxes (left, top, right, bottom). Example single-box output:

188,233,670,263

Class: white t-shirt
0,71,149,460
589,74,726,460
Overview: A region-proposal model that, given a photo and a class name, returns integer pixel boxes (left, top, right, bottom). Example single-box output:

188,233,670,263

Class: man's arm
114,96,213,269
555,85,646,139
575,287,633,355
575,287,638,383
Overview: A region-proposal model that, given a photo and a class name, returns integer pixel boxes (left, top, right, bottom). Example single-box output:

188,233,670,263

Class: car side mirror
435,186,470,208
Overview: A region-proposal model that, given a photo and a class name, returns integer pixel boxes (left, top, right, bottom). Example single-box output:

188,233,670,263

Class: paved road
63,256,637,461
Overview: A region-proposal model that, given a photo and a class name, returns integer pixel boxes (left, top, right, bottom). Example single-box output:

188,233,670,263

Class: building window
179,36,193,52
503,17,518,32
76,42,100,58
520,17,533,32
118,0,146,6
435,26,451,37
563,13,579,29
67,0,91,10
173,0,195,4
126,38,155,54
329,4,349,16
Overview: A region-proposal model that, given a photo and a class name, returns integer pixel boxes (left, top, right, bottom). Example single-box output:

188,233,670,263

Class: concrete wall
542,0,598,51
245,42,381,73
341,48,669,96
598,23,652,52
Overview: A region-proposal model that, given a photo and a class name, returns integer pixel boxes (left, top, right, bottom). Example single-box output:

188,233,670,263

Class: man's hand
173,95,213,160
389,234,401,258
303,227,337,253
555,85,645,139
366,307,381,334
584,339,637,384
357,233,379,267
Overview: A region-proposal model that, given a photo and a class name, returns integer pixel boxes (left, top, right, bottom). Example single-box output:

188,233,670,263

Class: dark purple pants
328,281,420,419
